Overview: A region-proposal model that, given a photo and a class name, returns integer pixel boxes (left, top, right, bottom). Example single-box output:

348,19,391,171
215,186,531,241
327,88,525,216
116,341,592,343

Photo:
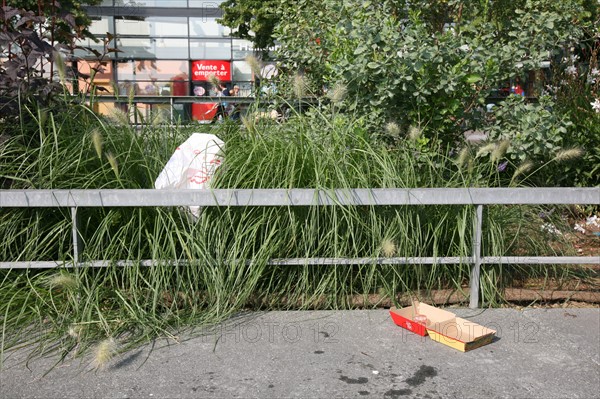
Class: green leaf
465,74,482,84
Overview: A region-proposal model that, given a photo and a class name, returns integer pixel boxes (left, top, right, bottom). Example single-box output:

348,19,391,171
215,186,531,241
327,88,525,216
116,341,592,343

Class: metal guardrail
84,95,318,124
1,187,599,308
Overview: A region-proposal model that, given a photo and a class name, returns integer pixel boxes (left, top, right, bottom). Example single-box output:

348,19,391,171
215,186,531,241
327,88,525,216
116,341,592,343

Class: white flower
570,54,580,63
586,215,599,227
591,68,600,76
396,50,404,58
459,44,470,52
541,223,562,236
565,65,578,76
591,98,600,113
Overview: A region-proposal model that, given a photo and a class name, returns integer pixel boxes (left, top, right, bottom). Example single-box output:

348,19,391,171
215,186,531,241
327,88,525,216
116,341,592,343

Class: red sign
191,60,231,82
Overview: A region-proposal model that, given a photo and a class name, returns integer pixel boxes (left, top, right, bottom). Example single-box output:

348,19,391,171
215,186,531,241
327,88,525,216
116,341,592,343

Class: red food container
389,301,496,352
389,301,456,337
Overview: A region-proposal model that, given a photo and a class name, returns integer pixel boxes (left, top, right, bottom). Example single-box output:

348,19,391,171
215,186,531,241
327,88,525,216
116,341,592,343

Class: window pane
117,60,190,97
190,18,230,37
72,61,114,95
116,37,153,58
190,39,231,59
117,60,189,82
134,80,177,95
154,38,189,58
232,60,252,82
73,37,113,59
232,39,254,60
88,17,112,35
235,82,253,97
188,1,227,7
116,17,188,37
117,38,189,59
118,0,188,6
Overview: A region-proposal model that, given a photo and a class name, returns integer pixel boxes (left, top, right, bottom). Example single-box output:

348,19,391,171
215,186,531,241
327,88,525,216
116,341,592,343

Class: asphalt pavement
1,308,599,399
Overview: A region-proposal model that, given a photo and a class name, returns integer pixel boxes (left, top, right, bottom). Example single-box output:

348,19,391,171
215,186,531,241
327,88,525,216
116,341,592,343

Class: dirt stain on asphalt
339,375,369,384
405,365,437,387
384,388,412,397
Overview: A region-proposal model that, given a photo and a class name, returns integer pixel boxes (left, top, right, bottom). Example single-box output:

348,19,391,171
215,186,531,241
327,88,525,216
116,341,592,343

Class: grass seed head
106,152,119,178
327,82,348,104
107,108,129,125
293,73,307,98
385,122,401,138
381,238,397,258
476,143,496,158
208,74,221,90
245,55,261,75
511,160,534,181
68,324,82,339
53,51,67,86
93,338,117,370
91,129,103,159
407,125,422,141
457,147,470,169
491,140,510,163
47,273,78,291
241,114,256,132
554,148,584,162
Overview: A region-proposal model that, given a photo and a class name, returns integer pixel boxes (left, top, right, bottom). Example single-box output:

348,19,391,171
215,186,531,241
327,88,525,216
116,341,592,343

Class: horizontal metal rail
1,187,598,207
85,95,319,105
5,256,596,270
1,187,599,308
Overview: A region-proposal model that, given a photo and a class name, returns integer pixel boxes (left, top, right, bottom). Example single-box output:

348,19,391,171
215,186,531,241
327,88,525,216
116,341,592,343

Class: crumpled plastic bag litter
155,133,224,217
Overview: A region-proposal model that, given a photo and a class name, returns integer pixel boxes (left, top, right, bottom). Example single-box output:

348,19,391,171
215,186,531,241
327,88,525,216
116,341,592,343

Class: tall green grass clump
0,101,583,366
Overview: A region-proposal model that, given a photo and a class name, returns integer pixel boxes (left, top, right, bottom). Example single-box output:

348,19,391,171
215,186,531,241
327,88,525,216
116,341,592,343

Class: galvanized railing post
469,204,484,308
71,207,82,265
170,96,174,124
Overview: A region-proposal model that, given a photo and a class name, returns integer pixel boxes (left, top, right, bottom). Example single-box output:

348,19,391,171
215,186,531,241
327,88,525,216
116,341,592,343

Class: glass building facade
76,0,256,122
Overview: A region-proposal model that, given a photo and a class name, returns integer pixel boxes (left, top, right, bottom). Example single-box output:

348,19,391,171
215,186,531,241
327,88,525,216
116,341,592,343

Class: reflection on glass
117,60,189,81
73,60,114,95
190,18,230,37
188,0,227,7
117,38,189,59
115,17,188,37
117,37,152,58
154,38,189,59
73,38,112,59
232,39,254,60
117,0,188,6
190,39,231,59
116,60,190,96
88,17,112,35
232,60,252,82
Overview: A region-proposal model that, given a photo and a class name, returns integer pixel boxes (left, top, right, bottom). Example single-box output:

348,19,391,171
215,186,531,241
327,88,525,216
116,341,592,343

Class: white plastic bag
155,133,224,217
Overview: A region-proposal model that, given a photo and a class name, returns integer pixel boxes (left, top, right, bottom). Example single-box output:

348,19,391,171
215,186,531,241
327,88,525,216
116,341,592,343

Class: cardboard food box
389,301,496,352
389,301,456,336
